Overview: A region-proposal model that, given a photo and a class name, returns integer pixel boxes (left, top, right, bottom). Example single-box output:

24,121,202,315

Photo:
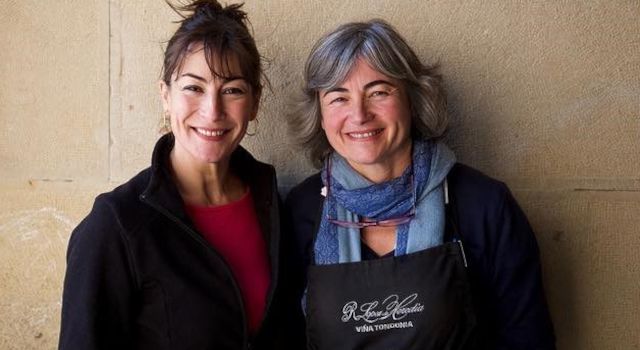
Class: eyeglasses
325,156,416,228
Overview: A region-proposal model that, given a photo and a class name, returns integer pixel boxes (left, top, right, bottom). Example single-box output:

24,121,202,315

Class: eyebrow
364,79,396,90
179,73,246,83
179,73,207,82
322,79,396,97
322,87,348,97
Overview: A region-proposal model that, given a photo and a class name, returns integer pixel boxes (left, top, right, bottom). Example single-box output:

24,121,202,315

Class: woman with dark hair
59,1,284,349
285,19,556,349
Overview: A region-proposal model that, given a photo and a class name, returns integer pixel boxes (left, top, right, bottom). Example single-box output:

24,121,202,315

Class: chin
190,151,225,164
195,145,234,163
344,153,384,166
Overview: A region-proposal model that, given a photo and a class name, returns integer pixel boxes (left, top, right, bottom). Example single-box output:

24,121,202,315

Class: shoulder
286,172,322,204
448,163,508,198
447,163,534,255
285,172,323,219
233,147,277,195
70,168,154,251
233,146,276,178
246,157,277,191
447,163,511,216
248,157,277,179
99,167,155,225
448,163,539,265
284,172,323,238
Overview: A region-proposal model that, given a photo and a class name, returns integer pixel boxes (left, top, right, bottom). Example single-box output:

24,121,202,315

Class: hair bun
193,1,224,16
168,0,249,28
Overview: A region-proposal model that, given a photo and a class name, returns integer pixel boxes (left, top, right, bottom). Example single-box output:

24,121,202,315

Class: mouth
347,129,383,139
194,127,228,137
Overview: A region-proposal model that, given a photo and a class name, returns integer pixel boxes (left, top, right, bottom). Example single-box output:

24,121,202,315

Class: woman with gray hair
285,19,555,349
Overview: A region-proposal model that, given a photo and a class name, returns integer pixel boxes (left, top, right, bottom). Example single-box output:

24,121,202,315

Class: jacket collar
141,133,274,229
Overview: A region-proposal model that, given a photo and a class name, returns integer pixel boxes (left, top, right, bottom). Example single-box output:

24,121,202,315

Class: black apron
305,184,477,350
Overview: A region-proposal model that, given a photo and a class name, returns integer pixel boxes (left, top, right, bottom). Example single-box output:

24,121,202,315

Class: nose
349,97,372,125
201,92,224,121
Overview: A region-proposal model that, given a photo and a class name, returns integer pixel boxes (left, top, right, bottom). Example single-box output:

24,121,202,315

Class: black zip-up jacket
59,134,286,350
284,163,556,349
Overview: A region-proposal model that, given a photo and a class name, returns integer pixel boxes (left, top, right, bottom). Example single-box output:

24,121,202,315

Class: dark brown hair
162,0,263,97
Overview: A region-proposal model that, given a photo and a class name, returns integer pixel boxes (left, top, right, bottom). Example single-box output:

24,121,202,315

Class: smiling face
160,44,259,166
319,59,413,181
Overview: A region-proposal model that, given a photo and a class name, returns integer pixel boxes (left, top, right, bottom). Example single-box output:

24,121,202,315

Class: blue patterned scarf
314,139,456,265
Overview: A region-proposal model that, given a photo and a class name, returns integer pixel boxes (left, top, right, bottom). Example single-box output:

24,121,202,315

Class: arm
58,197,137,350
490,186,556,350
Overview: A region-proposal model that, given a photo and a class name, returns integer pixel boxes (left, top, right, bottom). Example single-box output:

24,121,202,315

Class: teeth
349,130,381,139
196,128,225,137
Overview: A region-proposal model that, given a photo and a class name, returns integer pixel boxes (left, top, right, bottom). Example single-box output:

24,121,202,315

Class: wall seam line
107,0,112,183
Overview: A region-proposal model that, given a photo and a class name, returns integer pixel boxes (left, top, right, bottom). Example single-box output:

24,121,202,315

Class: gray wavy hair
288,19,448,168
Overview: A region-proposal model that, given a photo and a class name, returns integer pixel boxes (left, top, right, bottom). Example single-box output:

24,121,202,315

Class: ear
159,80,170,112
249,89,262,121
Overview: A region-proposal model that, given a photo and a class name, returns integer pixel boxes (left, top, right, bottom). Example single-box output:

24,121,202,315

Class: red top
185,190,271,335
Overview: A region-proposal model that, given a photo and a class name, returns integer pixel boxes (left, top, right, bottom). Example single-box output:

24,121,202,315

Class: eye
368,90,390,99
183,85,203,93
329,96,347,105
221,87,246,95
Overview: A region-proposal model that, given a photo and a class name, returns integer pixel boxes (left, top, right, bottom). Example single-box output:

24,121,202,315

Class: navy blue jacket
284,163,556,349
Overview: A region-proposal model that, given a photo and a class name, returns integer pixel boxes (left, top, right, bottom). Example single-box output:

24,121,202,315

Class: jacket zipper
140,194,251,349
252,188,279,344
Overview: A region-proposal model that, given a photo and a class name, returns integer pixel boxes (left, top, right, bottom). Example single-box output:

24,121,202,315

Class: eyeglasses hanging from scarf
324,155,417,228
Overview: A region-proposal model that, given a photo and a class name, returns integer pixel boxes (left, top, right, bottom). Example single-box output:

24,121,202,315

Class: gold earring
246,119,258,136
160,111,171,134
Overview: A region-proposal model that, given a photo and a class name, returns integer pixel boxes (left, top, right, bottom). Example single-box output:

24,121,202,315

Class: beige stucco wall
1,1,638,348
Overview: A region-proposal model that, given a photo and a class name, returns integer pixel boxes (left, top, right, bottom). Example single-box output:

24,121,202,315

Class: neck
170,147,246,207
348,142,413,183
